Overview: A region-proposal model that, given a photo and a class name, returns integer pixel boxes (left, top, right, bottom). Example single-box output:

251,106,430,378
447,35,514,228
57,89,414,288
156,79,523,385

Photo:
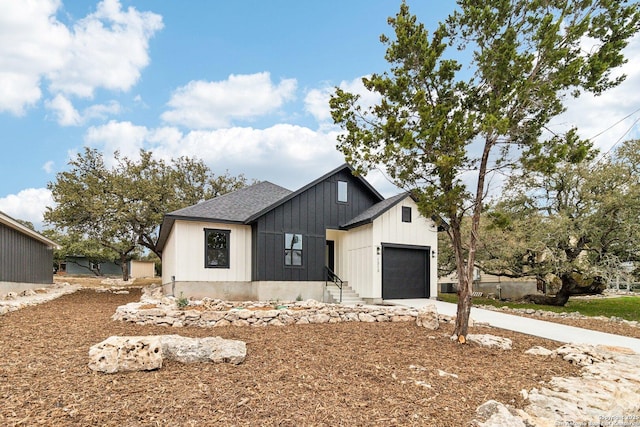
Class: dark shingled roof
167,181,292,223
340,192,410,229
156,181,292,251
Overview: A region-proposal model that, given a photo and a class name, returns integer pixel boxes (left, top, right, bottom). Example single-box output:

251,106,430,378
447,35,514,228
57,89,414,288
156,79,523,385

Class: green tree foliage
330,0,639,339
45,148,247,280
480,139,640,305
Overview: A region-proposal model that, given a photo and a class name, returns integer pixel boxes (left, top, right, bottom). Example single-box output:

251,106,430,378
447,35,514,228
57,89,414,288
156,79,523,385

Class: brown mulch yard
0,287,585,426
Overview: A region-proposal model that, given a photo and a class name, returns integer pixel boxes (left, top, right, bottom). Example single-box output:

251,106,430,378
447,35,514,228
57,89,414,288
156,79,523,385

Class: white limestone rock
88,336,163,374
308,313,330,324
472,400,527,427
415,304,439,330
525,346,554,356
159,335,246,365
466,334,512,350
358,312,376,323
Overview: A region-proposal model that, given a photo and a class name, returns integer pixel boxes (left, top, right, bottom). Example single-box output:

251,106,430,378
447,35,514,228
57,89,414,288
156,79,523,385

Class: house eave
156,214,246,252
0,211,60,249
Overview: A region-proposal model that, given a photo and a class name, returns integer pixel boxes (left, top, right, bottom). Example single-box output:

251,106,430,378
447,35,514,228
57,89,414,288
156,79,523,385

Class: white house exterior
157,165,439,303
340,196,438,302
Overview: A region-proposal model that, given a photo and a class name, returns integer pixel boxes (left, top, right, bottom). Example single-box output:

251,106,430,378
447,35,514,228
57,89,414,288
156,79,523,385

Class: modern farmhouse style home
157,164,438,303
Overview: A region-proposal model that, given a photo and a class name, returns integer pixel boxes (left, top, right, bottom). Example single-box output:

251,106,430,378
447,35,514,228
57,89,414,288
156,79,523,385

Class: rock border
0,282,80,315
111,286,451,329
472,343,640,426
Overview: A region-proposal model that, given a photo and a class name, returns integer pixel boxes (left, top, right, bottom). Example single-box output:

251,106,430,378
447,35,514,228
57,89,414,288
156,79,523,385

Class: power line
588,105,640,141
594,115,640,164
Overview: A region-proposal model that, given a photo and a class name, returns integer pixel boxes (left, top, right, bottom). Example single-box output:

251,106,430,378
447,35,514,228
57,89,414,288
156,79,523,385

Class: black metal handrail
325,266,344,303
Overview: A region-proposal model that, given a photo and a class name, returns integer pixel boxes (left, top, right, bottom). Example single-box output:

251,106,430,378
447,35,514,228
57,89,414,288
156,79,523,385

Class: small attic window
402,206,412,223
337,181,348,203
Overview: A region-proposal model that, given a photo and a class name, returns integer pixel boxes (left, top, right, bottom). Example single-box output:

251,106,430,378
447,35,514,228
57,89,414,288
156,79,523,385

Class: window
285,233,303,266
337,181,348,203
402,206,412,223
205,229,230,268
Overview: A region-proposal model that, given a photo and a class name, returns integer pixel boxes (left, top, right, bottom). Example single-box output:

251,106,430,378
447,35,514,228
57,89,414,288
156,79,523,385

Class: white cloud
46,94,121,126
83,120,346,190
0,0,162,115
43,161,55,174
161,72,297,129
48,0,163,98
0,0,69,114
45,94,81,125
549,34,640,153
304,76,381,125
0,188,54,231
84,120,148,162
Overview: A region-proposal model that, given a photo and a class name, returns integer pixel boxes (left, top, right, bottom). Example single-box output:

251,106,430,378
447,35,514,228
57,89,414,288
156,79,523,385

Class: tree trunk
522,271,606,306
121,255,130,282
450,215,474,341
453,137,494,341
454,274,473,341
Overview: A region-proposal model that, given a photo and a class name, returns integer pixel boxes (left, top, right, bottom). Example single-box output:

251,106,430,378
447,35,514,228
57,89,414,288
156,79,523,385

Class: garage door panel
382,246,429,299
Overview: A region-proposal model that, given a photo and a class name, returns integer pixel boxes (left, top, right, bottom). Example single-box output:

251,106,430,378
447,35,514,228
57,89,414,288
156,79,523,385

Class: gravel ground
0,287,584,426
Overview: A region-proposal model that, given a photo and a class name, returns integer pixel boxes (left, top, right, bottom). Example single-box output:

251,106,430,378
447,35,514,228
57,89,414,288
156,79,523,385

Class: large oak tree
479,139,640,305
330,0,639,340
45,148,247,280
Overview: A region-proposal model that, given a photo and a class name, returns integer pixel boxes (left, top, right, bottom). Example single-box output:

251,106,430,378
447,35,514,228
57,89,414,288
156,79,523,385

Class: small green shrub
176,292,189,310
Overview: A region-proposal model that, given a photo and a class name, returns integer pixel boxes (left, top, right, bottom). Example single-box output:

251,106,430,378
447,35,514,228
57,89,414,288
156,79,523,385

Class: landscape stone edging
0,283,81,315
472,343,640,426
111,291,450,328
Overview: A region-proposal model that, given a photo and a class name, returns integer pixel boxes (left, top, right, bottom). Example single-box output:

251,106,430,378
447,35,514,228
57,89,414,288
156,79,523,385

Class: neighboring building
130,260,156,278
157,164,439,303
63,256,123,276
0,211,59,295
439,269,537,300
61,257,155,278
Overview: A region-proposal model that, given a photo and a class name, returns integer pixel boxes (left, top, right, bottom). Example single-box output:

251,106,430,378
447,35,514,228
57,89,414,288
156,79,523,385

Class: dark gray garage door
382,245,430,299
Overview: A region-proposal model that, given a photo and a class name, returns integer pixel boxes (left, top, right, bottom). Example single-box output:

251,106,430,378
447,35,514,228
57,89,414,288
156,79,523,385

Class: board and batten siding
342,224,375,299
162,220,251,284
343,197,438,300
0,222,53,285
252,168,380,282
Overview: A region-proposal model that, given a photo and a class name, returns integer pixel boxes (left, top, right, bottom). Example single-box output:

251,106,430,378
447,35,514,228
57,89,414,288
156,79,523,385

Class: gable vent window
337,181,348,203
205,228,230,268
285,233,303,266
402,206,412,223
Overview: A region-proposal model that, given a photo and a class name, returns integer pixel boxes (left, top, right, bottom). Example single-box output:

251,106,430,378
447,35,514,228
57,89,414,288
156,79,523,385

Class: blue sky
1,0,639,230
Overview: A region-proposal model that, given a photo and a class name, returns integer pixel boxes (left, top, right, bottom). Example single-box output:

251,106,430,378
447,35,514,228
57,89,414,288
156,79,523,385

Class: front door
325,240,335,273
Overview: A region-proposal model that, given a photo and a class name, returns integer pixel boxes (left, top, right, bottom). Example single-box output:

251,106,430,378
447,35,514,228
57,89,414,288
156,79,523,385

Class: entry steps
325,282,366,305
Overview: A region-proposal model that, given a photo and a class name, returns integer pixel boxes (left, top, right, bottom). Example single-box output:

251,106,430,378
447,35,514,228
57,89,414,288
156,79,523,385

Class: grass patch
438,293,640,322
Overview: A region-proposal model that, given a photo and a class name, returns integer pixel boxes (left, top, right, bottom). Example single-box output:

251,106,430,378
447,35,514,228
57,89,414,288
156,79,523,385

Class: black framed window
205,228,230,268
337,181,348,203
284,233,303,266
402,206,412,223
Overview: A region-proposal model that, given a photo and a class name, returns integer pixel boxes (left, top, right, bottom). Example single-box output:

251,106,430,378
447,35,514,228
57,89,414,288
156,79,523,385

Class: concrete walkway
385,298,640,353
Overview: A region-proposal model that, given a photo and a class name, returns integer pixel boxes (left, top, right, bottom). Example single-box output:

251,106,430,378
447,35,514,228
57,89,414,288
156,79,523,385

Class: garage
382,244,430,299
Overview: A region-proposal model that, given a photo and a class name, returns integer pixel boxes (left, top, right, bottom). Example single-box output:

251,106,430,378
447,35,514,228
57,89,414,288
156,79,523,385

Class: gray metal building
0,211,59,294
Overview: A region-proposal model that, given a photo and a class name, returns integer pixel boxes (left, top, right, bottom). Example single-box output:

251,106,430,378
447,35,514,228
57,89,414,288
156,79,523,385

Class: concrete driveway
385,299,640,353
